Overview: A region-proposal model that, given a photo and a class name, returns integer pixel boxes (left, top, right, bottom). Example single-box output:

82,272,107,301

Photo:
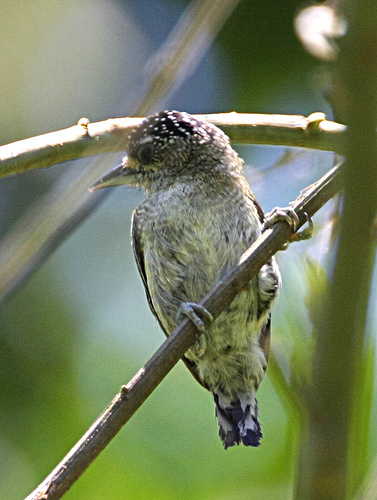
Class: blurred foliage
0,1,376,500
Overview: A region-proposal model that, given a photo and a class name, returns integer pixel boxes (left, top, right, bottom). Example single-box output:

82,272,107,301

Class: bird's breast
137,184,262,334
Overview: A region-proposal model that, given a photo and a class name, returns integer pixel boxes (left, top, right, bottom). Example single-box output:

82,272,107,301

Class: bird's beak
89,160,135,191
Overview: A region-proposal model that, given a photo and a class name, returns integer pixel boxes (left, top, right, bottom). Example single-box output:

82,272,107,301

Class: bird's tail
214,391,262,448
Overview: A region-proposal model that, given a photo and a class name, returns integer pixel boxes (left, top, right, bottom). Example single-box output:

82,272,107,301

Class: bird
91,110,281,448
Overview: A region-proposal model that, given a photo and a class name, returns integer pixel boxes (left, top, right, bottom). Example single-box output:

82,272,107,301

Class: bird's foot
263,206,313,250
263,205,300,232
177,302,213,332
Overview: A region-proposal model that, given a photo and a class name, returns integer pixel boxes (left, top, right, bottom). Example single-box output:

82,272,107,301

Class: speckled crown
127,110,228,154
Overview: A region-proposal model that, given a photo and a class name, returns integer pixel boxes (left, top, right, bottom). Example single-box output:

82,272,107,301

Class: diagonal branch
0,112,346,179
25,161,344,500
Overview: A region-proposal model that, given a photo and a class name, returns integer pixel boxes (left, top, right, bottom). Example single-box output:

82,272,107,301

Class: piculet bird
91,111,281,448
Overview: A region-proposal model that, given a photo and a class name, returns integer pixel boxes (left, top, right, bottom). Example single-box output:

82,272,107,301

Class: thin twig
25,161,343,500
0,113,346,179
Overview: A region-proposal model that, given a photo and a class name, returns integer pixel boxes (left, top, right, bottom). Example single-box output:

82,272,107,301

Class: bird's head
90,110,241,193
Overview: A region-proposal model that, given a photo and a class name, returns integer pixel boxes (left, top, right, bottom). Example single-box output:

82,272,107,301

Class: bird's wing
246,192,271,362
131,210,159,322
247,189,265,223
259,315,271,362
131,210,208,390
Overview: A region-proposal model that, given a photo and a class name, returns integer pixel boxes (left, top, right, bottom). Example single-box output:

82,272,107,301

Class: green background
0,1,375,499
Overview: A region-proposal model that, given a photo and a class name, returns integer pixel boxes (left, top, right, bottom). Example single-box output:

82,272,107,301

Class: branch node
120,385,130,395
77,117,90,130
306,112,327,132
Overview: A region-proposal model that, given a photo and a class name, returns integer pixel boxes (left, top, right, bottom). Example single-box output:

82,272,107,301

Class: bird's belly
144,230,256,334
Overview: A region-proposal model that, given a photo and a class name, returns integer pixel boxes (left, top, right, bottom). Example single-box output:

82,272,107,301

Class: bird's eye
135,143,155,165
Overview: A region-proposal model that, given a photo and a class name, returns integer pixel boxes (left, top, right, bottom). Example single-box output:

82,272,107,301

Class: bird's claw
287,213,314,243
177,302,213,332
263,206,300,233
263,206,313,250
